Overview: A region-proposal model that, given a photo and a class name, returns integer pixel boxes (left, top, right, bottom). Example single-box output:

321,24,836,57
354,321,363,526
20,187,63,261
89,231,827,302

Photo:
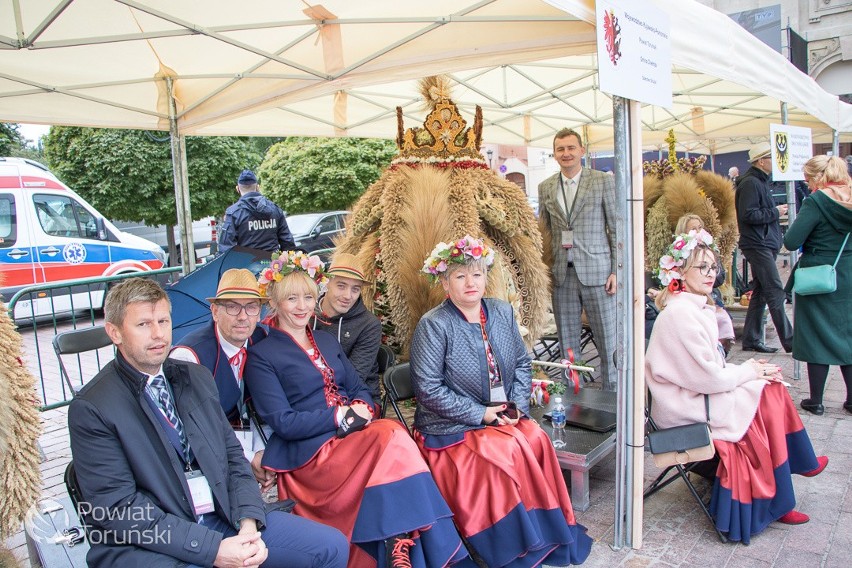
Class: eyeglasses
217,301,262,316
693,263,719,277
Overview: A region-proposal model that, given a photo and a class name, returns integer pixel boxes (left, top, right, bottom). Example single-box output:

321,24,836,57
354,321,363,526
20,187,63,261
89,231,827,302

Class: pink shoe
777,510,809,525
801,456,829,478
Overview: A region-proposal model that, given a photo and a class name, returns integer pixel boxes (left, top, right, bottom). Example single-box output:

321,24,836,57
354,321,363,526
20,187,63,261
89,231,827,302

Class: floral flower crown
257,250,328,297
422,235,496,282
657,229,717,285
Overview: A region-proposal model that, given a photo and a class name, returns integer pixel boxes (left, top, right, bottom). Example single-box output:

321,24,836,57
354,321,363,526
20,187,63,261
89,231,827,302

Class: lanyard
479,307,501,387
558,175,575,224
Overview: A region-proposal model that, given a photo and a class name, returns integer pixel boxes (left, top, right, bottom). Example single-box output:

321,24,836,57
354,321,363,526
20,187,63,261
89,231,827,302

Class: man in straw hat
171,268,269,424
312,252,382,398
735,141,793,354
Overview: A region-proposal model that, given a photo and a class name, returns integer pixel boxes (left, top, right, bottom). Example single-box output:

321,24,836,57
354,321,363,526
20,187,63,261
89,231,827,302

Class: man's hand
214,532,266,568
251,450,276,492
605,273,617,295
777,204,788,216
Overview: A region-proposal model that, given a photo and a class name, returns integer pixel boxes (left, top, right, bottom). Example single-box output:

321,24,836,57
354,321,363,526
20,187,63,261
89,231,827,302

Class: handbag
793,233,850,296
647,395,714,468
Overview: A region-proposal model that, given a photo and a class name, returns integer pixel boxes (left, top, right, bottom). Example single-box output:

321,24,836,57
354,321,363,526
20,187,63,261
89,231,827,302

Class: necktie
229,347,247,382
566,178,576,215
150,375,192,463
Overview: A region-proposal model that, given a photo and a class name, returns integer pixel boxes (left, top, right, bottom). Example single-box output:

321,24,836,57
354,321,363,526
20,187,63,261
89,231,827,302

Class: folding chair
53,326,113,397
382,362,414,435
376,345,396,417
643,393,727,543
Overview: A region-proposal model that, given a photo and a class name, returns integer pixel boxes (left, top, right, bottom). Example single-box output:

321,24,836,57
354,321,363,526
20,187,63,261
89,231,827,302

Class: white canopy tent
3,0,851,550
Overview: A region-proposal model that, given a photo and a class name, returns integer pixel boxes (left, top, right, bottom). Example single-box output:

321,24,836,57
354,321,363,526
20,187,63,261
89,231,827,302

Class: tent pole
833,129,840,156
167,76,196,274
781,102,800,381
612,95,644,549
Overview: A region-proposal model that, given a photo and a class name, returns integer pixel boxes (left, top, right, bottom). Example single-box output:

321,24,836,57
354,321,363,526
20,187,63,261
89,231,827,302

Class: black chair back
382,362,414,434
52,326,113,396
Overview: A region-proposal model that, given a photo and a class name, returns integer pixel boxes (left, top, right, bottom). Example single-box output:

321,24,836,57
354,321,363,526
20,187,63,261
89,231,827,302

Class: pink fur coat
645,292,767,442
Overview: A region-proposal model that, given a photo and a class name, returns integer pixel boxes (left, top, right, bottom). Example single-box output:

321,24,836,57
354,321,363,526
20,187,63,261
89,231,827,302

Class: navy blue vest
174,321,267,420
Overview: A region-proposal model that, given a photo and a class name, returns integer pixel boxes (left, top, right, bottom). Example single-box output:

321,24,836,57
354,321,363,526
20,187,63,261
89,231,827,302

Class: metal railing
6,267,183,410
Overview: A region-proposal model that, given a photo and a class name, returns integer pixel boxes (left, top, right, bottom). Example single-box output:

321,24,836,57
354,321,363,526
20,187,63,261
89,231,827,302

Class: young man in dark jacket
68,277,347,567
218,169,295,253
312,252,382,398
735,142,793,354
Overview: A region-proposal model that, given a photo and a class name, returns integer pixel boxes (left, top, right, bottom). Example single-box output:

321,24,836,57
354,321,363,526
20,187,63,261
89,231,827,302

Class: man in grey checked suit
539,128,617,391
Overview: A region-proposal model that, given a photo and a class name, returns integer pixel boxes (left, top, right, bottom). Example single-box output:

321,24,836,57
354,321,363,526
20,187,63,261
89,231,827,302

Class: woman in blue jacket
410,236,592,567
244,252,468,568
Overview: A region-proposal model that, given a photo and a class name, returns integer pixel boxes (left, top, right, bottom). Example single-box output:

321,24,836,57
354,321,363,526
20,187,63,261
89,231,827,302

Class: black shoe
843,402,852,414
742,343,778,354
385,533,414,568
800,399,825,416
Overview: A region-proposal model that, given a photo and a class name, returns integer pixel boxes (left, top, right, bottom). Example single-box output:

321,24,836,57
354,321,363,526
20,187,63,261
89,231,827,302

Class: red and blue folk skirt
416,419,592,567
275,419,470,568
710,382,820,544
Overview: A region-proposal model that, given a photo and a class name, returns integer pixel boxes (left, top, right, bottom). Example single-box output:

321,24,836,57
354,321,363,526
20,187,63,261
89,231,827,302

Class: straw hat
326,252,370,283
206,268,267,302
748,142,771,163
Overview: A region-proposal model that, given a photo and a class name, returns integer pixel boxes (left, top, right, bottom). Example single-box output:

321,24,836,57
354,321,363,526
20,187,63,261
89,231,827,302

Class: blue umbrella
167,247,271,343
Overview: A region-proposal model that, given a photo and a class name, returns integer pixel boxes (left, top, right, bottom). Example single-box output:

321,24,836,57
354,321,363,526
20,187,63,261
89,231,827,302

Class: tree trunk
166,224,179,267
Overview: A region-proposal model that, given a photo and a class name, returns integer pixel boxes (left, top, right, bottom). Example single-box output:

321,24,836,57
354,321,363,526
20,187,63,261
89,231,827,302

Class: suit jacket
68,354,266,567
538,168,617,286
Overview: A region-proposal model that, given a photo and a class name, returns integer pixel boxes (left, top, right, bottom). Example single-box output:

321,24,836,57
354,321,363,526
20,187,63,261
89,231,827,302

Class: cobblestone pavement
4,296,851,567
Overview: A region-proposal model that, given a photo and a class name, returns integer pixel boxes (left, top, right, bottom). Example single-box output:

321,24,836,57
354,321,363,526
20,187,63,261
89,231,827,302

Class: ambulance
0,157,167,318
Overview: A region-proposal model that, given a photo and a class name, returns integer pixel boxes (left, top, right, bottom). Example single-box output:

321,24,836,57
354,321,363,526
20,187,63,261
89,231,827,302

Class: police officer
218,169,295,253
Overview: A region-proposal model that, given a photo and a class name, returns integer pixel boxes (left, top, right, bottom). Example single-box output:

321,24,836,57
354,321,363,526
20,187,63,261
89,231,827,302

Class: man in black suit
68,277,347,567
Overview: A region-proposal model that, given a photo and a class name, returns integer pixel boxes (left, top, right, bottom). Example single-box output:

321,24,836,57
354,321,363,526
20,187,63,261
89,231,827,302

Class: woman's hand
746,359,782,380
482,404,520,426
349,403,373,424
482,404,505,425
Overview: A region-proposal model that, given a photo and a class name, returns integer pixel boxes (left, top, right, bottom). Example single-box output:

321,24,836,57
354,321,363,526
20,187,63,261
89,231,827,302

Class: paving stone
767,548,824,568
779,519,832,555
733,526,788,562
723,555,773,568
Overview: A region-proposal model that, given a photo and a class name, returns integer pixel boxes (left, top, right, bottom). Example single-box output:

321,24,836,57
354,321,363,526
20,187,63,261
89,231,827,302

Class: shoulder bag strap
704,394,710,424
831,233,851,269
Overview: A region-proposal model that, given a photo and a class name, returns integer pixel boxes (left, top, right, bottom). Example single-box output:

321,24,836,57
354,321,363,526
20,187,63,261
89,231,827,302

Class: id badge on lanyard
185,469,214,516
561,228,574,249
490,383,507,402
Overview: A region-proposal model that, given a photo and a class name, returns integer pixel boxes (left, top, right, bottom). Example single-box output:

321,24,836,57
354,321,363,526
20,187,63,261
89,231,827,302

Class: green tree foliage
259,137,397,213
0,123,24,156
43,127,262,226
1,122,45,161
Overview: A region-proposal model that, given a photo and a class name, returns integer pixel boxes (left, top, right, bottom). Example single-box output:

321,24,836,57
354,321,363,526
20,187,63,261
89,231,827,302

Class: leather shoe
777,510,809,525
801,456,829,477
742,343,778,354
800,399,825,416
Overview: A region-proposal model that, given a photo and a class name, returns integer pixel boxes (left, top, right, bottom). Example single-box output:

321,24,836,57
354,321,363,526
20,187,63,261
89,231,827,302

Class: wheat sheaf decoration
336,75,549,358
0,296,42,540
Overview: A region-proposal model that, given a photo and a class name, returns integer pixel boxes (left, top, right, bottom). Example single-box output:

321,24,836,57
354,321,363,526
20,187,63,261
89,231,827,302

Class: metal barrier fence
6,267,183,411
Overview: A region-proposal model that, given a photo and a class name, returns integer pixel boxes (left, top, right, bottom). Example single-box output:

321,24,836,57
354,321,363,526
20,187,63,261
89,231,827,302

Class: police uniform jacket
218,191,295,253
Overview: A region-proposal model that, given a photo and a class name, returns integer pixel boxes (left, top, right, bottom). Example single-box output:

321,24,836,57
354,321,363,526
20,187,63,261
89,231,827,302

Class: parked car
0,157,166,318
287,210,349,252
111,217,217,264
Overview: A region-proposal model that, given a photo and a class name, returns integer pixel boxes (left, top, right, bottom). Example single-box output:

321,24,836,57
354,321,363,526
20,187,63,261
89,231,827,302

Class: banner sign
769,124,812,181
593,0,672,108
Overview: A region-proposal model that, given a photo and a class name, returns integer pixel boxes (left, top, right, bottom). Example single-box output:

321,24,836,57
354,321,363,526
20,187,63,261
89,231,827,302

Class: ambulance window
0,194,16,248
74,202,97,238
32,194,81,237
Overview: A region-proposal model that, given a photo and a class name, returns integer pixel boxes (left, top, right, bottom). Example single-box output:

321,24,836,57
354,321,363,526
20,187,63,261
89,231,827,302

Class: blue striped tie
150,375,192,463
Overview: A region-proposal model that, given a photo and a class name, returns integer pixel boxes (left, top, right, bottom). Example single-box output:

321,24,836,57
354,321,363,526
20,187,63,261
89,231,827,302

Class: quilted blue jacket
410,298,531,441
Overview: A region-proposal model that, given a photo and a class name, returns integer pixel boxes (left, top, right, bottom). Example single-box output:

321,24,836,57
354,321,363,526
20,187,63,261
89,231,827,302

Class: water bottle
551,397,566,430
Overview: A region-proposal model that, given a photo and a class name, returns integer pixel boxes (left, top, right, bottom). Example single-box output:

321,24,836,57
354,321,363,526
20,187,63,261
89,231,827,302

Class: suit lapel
569,168,592,224
542,175,568,228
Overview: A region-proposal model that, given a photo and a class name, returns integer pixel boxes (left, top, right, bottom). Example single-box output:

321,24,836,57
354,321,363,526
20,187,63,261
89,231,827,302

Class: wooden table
529,388,617,512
